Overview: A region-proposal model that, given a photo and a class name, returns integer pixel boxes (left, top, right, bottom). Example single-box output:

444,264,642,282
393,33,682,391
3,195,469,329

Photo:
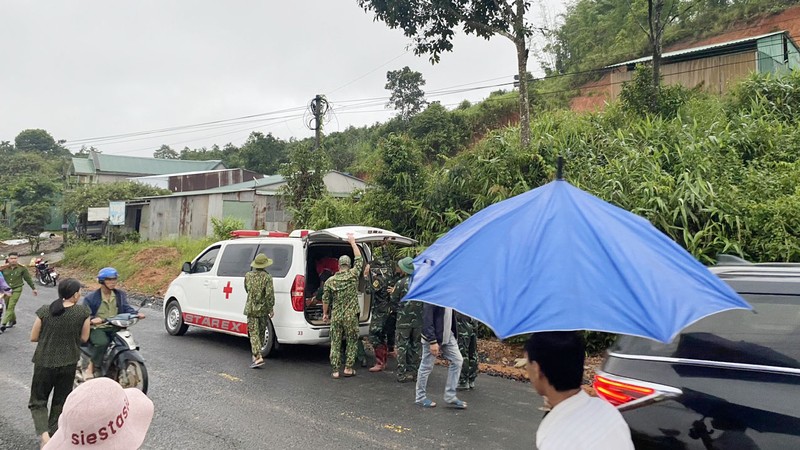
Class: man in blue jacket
415,303,466,409
83,267,144,377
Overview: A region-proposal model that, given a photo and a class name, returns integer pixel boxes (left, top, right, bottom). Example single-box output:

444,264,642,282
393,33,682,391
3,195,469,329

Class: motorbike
30,253,58,287
74,299,151,393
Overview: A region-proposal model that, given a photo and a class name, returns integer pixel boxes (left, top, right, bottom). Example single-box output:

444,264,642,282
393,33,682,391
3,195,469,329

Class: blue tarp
405,180,750,342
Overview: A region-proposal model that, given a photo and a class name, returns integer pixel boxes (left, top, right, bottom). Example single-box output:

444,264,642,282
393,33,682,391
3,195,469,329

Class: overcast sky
1,1,565,158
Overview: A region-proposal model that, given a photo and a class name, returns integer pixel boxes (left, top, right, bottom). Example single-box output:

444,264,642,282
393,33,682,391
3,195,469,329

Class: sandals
332,369,356,379
416,398,437,408
447,399,468,409
250,359,265,369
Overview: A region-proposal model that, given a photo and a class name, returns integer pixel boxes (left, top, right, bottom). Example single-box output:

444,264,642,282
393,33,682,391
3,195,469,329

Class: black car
595,260,800,449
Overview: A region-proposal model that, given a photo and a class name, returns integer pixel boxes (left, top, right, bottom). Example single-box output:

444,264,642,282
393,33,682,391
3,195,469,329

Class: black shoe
0,325,6,333
6,321,15,328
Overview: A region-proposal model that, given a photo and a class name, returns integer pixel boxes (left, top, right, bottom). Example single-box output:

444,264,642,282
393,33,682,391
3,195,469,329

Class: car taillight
291,275,305,312
594,374,655,407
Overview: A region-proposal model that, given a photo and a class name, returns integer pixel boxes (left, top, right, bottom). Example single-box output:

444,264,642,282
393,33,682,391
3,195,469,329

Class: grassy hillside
63,238,213,295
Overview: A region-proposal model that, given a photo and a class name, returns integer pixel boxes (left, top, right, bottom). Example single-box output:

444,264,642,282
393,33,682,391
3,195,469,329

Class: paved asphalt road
0,286,544,449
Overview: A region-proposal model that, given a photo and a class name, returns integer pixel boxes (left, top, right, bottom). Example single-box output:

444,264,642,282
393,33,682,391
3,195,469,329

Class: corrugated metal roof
140,174,285,198
606,31,786,68
129,168,237,180
73,152,224,176
100,153,223,175
72,157,95,174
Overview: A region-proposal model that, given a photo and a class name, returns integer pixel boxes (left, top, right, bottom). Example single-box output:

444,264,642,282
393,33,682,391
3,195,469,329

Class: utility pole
62,158,70,246
309,94,328,151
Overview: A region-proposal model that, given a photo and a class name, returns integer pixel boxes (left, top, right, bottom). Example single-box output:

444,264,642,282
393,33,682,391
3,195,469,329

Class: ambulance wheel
165,300,188,336
260,318,276,358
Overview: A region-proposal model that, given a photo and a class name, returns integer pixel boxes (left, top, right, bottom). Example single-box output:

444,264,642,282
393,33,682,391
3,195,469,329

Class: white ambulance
162,226,415,357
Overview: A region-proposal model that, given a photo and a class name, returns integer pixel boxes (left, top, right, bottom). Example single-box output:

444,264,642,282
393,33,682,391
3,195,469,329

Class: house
125,171,368,241
129,168,264,193
571,30,800,112
71,150,225,184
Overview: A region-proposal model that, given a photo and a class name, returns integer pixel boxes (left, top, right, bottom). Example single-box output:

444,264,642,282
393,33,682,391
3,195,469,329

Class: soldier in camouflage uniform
391,257,422,383
322,234,364,378
456,313,478,389
244,253,275,369
366,249,399,372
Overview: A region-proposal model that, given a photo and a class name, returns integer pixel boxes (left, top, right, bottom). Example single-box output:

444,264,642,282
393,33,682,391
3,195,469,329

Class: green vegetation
211,216,245,241
302,71,800,265
547,0,800,77
64,238,214,281
64,181,170,222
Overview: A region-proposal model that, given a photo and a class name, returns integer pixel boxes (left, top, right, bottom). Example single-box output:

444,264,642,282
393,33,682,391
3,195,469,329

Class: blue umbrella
404,179,751,342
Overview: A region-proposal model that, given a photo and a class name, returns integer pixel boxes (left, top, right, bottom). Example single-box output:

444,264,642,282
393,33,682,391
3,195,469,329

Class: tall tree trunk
649,0,664,113
514,0,531,148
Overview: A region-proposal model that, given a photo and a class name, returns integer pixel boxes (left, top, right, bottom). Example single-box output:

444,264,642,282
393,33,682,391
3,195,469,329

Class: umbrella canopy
405,180,750,342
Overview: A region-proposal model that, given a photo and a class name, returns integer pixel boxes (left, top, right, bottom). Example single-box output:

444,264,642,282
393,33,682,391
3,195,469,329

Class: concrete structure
71,151,225,184
126,171,367,241
572,31,800,112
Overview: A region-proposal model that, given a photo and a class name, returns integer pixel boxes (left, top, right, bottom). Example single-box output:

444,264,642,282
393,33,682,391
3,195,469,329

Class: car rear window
217,243,293,278
613,293,800,369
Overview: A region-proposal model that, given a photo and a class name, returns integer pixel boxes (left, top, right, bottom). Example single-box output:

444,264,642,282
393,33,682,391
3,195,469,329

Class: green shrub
0,224,11,240
210,216,244,241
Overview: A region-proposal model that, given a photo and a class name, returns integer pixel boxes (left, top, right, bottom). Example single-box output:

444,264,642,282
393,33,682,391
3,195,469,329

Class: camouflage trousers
247,316,266,359
368,306,397,350
457,321,478,384
330,314,359,371
337,337,367,367
395,326,422,379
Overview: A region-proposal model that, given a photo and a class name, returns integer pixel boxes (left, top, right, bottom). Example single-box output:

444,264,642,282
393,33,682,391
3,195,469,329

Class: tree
75,145,100,156
358,0,538,148
385,66,428,120
63,181,170,222
14,129,71,156
634,0,697,111
0,141,13,154
407,102,470,161
234,132,288,175
279,141,330,227
153,144,179,159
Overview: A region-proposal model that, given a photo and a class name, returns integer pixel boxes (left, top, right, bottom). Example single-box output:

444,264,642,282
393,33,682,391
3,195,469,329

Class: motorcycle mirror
40,252,45,256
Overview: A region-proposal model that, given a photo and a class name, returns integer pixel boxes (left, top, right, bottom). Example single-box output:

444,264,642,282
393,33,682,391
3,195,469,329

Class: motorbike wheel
50,273,58,287
38,273,49,286
118,360,148,394
73,358,88,389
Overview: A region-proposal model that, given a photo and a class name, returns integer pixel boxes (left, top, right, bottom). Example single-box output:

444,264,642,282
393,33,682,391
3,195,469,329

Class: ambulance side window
217,244,259,277
255,244,293,278
192,247,220,274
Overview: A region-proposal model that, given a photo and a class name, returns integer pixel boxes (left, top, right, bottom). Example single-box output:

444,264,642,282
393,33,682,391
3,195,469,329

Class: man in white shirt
524,332,634,450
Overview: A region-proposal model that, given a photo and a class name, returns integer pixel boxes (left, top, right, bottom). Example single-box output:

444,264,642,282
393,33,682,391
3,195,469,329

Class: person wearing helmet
82,268,145,378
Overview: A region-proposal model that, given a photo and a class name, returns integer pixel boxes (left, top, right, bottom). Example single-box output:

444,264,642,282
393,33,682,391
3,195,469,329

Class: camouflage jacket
322,256,365,322
456,311,477,334
243,270,275,317
394,275,423,329
367,267,398,310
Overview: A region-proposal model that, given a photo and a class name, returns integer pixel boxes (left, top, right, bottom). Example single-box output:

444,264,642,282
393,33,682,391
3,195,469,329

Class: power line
65,28,797,153
327,50,410,95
